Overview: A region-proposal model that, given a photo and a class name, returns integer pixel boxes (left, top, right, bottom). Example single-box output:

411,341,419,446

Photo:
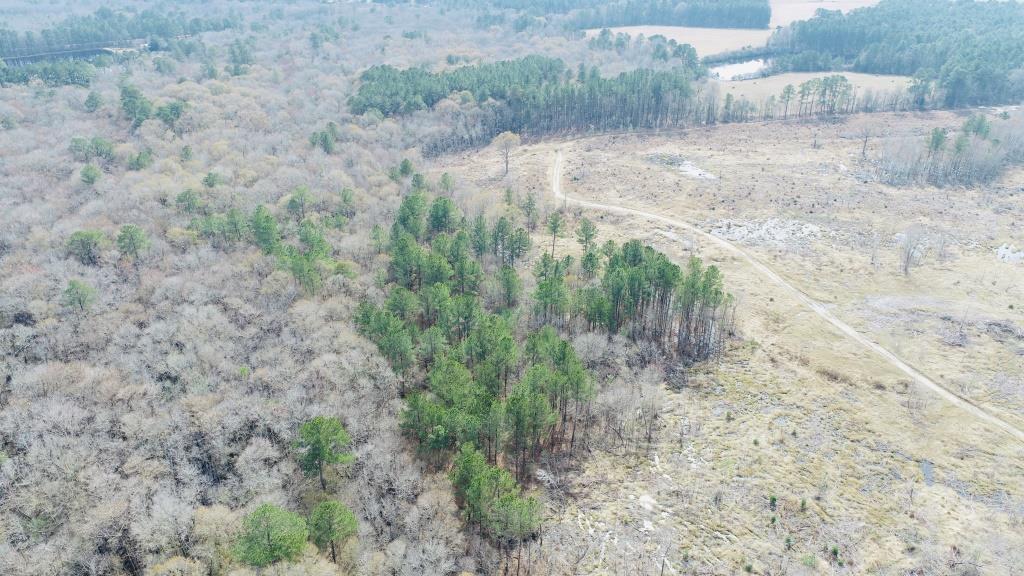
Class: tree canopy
308,500,357,564
351,56,703,156
233,504,309,567
440,0,771,29
357,173,733,552
770,0,1024,106
295,416,354,490
0,7,233,57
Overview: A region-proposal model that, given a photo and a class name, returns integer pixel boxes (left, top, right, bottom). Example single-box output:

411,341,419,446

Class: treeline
0,8,234,87
441,0,771,29
569,0,771,30
423,70,923,154
350,57,705,155
350,56,927,157
876,113,1024,187
769,0,1024,106
777,75,853,118
349,56,567,116
719,73,928,125
0,7,234,57
355,164,733,554
589,28,701,71
0,59,95,87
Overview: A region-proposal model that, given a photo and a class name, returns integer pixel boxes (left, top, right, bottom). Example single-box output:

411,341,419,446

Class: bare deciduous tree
493,131,521,176
859,126,873,160
899,226,927,275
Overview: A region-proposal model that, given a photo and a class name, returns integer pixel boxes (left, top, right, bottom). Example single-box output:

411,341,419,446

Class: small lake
710,59,766,81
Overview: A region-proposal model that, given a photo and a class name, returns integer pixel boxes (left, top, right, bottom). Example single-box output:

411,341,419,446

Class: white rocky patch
995,244,1024,263
709,218,828,250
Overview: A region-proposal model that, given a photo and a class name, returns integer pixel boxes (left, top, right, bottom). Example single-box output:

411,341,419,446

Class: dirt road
551,150,1024,443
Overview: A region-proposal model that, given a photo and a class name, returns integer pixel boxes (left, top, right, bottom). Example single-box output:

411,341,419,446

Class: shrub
67,230,105,265
62,280,97,312
80,164,100,185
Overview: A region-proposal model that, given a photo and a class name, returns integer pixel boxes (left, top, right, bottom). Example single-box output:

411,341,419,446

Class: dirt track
550,150,1024,443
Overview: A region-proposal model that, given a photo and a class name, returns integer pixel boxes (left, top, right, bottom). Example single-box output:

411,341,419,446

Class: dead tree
899,226,927,276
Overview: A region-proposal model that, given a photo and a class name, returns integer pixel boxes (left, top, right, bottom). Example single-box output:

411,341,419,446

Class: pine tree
295,416,354,490
546,212,564,258
575,217,598,252
309,500,357,564
84,90,102,112
67,230,105,265
119,85,152,130
428,196,461,235
80,164,100,185
497,265,522,309
287,186,311,221
234,504,308,567
521,193,539,231
250,205,280,254
62,280,97,313
116,224,149,262
470,214,489,257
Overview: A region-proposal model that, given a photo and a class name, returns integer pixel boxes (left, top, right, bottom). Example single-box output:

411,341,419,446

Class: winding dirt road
551,150,1024,443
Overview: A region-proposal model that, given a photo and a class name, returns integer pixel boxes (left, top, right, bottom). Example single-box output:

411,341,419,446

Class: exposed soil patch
646,152,717,180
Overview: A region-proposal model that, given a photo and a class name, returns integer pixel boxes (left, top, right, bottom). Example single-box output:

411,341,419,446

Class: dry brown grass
713,71,911,102
439,111,1024,574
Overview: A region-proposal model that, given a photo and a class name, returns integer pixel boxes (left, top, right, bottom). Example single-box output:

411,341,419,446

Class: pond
710,59,766,81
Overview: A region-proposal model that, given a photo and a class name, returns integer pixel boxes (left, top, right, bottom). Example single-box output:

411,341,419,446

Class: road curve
551,150,1024,443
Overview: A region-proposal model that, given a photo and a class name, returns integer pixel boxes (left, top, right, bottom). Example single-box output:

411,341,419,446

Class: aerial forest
769,0,1024,106
3,0,1020,574
349,56,709,154
0,8,234,56
356,172,732,560
440,0,772,29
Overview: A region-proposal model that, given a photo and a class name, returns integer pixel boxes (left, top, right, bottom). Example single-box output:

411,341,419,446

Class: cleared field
441,111,1024,574
713,71,911,101
584,25,772,57
771,0,880,26
528,113,1024,431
